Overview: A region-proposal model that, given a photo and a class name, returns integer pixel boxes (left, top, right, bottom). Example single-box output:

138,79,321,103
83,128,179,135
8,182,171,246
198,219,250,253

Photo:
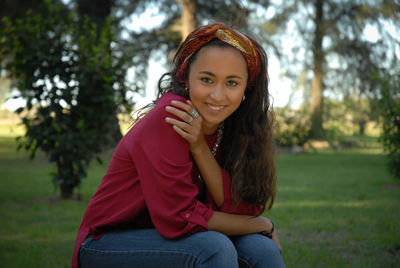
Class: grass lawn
0,122,399,267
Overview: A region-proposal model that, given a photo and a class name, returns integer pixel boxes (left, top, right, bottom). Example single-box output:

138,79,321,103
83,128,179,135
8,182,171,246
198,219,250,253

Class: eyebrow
199,71,243,80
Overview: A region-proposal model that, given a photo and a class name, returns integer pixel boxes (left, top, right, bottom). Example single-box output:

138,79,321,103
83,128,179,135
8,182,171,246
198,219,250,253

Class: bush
0,1,131,198
274,107,310,148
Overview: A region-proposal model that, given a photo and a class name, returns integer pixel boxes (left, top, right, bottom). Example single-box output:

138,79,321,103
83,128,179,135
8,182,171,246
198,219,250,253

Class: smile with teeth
207,104,225,111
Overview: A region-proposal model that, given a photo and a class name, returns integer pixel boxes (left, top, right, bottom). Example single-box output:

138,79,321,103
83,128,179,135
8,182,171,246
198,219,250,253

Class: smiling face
188,45,248,135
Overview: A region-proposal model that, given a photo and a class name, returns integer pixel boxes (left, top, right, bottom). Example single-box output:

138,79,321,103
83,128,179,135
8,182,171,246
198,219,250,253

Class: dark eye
201,77,213,84
226,80,238,87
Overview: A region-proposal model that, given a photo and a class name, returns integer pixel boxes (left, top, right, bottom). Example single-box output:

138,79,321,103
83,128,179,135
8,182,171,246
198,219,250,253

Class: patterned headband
175,24,261,87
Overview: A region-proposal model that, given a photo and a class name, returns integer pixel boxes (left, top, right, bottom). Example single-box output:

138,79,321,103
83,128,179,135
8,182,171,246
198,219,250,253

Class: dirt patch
382,182,400,190
27,194,86,205
28,196,62,206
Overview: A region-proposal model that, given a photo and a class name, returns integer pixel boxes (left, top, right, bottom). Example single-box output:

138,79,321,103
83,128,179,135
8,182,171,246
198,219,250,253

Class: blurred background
0,0,399,267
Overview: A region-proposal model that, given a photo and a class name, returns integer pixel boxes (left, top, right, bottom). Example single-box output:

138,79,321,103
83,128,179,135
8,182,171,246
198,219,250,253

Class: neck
202,123,220,136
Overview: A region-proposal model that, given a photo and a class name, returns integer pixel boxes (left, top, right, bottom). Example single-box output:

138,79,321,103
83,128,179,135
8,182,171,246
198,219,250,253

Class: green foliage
323,97,379,148
275,98,381,149
261,1,399,140
0,0,131,198
376,72,400,180
274,107,310,148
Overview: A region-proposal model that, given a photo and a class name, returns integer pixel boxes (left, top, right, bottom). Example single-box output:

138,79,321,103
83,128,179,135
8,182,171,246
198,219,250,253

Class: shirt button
185,213,191,219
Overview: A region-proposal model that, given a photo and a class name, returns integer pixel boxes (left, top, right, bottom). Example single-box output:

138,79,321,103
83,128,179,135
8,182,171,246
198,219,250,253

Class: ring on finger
188,116,193,124
191,108,199,118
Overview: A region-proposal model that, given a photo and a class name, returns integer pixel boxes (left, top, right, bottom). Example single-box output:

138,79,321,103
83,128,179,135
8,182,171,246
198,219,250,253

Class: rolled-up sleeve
130,96,213,238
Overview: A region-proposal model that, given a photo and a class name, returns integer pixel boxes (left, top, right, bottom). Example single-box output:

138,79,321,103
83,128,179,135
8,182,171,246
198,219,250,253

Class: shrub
274,107,310,148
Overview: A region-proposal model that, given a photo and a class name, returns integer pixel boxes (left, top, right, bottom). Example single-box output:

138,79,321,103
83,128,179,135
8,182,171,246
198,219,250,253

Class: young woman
72,23,285,268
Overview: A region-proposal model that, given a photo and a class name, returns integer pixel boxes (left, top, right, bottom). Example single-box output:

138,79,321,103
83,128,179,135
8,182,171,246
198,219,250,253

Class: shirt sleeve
129,96,213,238
208,168,262,216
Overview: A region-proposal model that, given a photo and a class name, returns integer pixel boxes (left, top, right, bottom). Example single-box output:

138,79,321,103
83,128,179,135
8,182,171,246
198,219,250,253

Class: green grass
0,123,110,267
0,122,399,267
268,147,400,267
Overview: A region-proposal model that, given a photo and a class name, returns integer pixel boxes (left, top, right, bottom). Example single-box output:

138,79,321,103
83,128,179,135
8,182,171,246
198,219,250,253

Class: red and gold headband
175,24,261,87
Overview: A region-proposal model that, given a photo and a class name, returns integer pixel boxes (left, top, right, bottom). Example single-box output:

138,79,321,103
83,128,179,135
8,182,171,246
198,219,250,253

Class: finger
272,233,282,251
171,100,199,120
171,125,195,143
186,100,194,108
165,117,192,131
274,237,282,249
170,100,192,113
166,106,192,123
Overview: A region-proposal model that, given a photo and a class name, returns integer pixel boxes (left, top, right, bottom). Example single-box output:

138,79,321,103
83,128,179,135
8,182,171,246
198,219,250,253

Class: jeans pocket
81,235,94,249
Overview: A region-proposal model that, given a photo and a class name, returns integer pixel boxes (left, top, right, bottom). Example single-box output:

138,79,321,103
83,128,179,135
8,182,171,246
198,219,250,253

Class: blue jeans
79,229,285,268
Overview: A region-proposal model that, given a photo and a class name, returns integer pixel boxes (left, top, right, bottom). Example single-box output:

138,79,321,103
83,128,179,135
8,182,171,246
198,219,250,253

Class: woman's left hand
165,100,206,154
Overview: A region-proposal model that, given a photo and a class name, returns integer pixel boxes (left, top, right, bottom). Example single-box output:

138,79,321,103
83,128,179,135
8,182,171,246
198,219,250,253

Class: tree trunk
60,183,74,199
77,0,122,146
359,120,366,136
177,0,197,41
310,0,325,139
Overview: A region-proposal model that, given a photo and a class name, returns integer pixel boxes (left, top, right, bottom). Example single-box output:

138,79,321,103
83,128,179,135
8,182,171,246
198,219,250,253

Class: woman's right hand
165,100,206,155
261,216,282,251
271,228,282,251
166,99,225,207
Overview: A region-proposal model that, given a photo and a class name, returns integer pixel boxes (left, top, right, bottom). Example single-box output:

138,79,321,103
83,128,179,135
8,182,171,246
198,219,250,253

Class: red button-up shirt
72,93,261,268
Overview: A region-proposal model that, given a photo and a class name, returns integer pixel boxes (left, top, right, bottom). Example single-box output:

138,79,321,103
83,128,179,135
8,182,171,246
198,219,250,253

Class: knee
194,231,238,266
234,234,285,268
210,231,238,258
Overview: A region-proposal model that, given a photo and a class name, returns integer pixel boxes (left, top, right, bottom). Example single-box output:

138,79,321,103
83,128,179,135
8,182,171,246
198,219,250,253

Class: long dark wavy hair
140,26,276,213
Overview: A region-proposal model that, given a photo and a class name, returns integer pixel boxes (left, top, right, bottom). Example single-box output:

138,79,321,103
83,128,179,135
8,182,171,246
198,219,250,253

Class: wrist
259,220,274,239
190,139,208,156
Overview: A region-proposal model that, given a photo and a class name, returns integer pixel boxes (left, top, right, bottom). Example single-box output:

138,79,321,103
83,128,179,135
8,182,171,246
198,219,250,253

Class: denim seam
238,256,252,268
80,247,202,265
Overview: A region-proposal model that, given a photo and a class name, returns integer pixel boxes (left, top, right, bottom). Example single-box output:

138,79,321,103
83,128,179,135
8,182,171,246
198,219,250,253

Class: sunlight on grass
0,123,25,137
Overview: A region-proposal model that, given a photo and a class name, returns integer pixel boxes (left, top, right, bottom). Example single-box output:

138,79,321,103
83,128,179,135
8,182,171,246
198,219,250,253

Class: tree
177,0,197,40
375,70,400,180
0,1,131,198
260,0,400,139
76,0,123,146
120,0,254,88
0,0,60,106
310,0,324,138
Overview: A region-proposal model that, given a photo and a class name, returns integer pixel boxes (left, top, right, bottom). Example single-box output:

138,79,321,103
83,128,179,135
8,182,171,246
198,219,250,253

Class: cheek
231,89,246,105
189,82,207,99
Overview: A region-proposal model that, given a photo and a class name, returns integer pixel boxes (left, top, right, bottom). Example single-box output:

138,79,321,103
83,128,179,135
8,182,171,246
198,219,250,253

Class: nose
209,83,225,102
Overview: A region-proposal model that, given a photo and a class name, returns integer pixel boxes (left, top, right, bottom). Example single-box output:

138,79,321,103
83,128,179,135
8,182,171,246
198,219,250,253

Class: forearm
207,211,273,236
191,143,224,207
